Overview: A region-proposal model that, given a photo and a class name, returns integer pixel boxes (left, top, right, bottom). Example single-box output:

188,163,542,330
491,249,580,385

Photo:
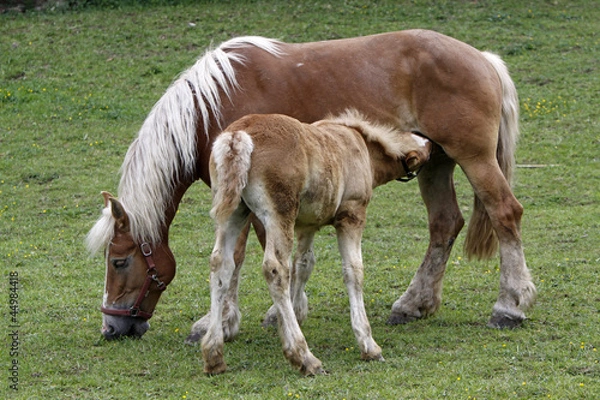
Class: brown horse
202,111,431,375
87,30,536,342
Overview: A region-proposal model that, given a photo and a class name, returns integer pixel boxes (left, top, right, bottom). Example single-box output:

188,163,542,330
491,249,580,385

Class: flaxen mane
86,37,283,254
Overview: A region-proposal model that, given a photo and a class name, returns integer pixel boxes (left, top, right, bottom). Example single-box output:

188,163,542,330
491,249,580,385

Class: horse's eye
111,258,129,269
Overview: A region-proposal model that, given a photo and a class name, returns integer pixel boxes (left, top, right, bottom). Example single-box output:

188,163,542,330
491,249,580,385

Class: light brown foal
202,111,431,375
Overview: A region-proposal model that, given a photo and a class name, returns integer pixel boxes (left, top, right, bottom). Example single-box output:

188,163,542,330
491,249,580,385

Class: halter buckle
140,242,152,257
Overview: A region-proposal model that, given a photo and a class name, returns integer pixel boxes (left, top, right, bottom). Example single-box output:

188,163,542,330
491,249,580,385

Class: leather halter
397,157,421,182
100,243,167,320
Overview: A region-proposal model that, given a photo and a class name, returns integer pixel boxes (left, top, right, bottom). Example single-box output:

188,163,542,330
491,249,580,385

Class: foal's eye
111,258,129,269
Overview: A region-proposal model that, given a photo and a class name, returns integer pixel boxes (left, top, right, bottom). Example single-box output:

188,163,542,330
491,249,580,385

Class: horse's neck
156,121,214,242
161,178,195,242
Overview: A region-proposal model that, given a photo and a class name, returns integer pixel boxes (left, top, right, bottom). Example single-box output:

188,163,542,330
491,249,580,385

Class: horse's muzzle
101,314,150,340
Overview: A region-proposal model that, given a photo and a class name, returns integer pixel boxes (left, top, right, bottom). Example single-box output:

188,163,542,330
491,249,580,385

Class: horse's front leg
388,155,464,324
186,217,251,344
335,207,383,361
201,211,248,374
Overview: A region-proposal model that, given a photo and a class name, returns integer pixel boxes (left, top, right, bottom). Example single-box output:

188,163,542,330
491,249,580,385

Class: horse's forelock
86,206,115,255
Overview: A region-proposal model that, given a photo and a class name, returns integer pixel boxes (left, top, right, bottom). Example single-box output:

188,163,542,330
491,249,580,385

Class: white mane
87,36,283,254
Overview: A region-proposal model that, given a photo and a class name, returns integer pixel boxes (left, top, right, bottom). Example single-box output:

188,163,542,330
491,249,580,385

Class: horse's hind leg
201,206,250,374
388,154,464,324
262,219,324,375
186,218,250,344
460,160,536,328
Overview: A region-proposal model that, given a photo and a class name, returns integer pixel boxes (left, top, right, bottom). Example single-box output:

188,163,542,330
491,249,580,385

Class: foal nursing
202,110,432,375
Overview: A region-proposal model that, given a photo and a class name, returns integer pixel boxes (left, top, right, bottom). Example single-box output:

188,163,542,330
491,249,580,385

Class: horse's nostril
129,320,150,338
102,324,117,339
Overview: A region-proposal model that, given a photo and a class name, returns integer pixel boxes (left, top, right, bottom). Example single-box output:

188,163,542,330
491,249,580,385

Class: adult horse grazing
87,29,536,342
203,111,431,375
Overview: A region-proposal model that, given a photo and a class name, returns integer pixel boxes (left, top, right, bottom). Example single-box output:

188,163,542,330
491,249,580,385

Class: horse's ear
101,191,114,207
108,197,130,233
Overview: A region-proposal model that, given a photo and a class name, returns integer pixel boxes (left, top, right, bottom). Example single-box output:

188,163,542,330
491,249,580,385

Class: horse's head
90,192,176,340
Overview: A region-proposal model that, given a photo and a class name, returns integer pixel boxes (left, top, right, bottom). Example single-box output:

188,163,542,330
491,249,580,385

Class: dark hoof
487,315,524,329
386,312,419,325
184,332,202,345
300,365,328,376
203,360,227,375
261,314,278,328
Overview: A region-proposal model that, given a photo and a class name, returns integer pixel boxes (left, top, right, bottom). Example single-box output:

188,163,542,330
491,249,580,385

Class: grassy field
1,0,599,398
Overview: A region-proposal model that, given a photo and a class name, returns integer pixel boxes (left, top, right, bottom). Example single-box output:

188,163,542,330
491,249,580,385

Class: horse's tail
210,130,254,224
464,51,520,260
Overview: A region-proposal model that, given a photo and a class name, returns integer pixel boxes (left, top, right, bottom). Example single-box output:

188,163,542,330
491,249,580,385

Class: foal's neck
364,141,404,188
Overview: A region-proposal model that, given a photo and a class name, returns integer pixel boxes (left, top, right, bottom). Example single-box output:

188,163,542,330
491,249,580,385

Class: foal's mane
87,36,283,253
319,109,409,159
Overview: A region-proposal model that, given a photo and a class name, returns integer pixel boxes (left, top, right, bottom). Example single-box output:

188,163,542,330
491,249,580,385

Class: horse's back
224,30,501,145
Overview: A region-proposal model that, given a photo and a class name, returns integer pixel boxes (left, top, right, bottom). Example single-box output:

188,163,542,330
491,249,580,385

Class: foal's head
400,133,433,177
321,109,432,181
88,192,176,340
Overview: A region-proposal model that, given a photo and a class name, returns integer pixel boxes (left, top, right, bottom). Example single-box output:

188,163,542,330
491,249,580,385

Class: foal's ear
108,197,130,233
404,151,422,171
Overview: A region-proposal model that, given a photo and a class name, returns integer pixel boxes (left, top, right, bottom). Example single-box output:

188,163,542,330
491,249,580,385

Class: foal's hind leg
388,154,464,324
202,207,250,374
186,218,251,344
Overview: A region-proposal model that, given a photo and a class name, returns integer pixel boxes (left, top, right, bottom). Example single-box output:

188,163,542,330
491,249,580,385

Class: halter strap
100,243,167,320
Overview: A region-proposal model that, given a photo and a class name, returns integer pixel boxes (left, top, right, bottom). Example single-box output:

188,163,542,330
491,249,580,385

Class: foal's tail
464,52,520,260
210,130,254,224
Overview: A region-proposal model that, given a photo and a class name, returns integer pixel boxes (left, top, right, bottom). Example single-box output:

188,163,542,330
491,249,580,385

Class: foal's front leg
262,222,324,375
263,229,317,327
335,210,383,361
290,230,317,324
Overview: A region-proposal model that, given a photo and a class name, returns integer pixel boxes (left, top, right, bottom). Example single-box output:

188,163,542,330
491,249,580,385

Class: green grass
1,0,599,398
